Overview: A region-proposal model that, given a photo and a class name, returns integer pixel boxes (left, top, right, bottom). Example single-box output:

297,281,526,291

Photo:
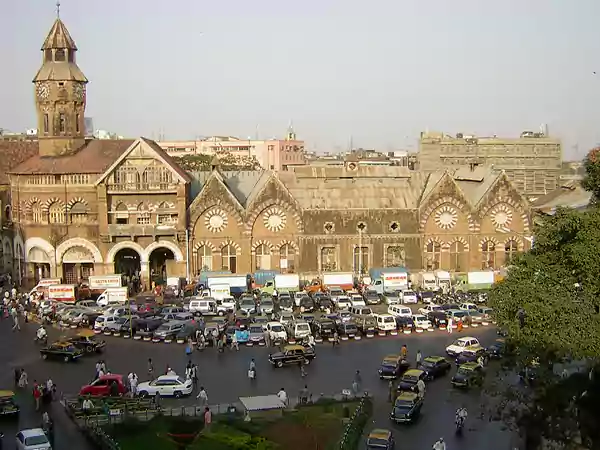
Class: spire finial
56,0,61,18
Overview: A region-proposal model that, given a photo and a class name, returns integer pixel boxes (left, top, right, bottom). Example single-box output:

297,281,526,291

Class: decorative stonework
263,207,287,232
420,196,474,233
491,204,513,229
251,240,274,254
192,241,216,253
220,240,241,253
434,205,458,230
503,237,524,251
205,208,228,233
448,236,469,251
278,240,298,251
324,222,335,234
42,197,64,213
357,221,367,233
478,197,530,234
389,221,400,233
63,246,94,263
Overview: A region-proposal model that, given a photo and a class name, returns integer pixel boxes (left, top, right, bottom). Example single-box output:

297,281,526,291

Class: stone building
188,163,532,276
1,15,533,287
418,130,562,198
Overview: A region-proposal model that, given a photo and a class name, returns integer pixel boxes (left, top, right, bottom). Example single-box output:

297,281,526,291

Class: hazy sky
3,0,600,157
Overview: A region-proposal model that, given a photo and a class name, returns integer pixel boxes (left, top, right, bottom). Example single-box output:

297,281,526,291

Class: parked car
396,369,427,393
445,337,481,356
486,338,505,359
427,311,448,328
260,298,275,315
269,344,316,368
80,374,127,396
419,356,451,380
248,324,266,344
298,296,315,312
363,290,380,305
238,298,257,315
336,295,352,309
337,322,359,338
382,291,401,305
365,429,395,450
455,346,488,366
16,428,52,450
266,321,287,341
400,290,418,304
312,318,336,338
153,321,186,340
418,304,443,316
411,314,431,330
136,375,193,398
451,362,485,388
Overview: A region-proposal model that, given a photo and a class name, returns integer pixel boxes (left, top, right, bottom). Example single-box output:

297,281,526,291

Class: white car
336,296,352,309
136,375,193,398
418,304,443,316
445,336,481,356
401,290,418,304
294,291,305,307
16,428,51,450
411,314,432,329
266,321,287,341
459,302,478,311
275,311,294,326
350,295,366,307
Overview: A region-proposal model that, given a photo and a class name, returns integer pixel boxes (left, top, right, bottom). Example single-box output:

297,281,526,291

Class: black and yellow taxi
396,369,427,393
419,356,452,380
389,391,423,424
40,340,85,363
269,344,316,368
0,390,19,417
68,330,107,354
451,361,484,388
365,428,395,449
455,345,487,366
378,354,410,380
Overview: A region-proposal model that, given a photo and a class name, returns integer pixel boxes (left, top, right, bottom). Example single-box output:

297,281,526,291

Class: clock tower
33,14,88,157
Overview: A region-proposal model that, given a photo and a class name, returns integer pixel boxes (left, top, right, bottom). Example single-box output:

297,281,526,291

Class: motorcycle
35,329,48,345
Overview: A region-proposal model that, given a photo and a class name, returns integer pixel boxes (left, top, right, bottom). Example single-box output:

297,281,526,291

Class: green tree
582,147,600,203
175,153,261,172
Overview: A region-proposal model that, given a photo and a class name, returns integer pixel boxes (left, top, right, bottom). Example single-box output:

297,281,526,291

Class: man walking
11,306,20,331
447,318,453,334
196,386,208,406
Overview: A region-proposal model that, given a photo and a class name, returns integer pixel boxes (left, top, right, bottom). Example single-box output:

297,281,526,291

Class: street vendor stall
239,395,285,420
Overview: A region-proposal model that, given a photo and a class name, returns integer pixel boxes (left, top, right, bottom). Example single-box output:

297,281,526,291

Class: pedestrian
147,358,154,377
100,360,107,373
263,328,271,347
417,378,426,399
203,407,212,430
231,332,239,351
388,380,395,403
46,378,54,400
186,339,193,357
127,372,134,390
248,358,257,381
447,318,453,334
11,306,20,331
130,374,138,397
299,385,309,404
196,386,208,405
354,370,362,391
332,331,339,347
18,370,28,388
416,350,422,366
82,396,94,414
32,382,41,410
457,318,463,332
277,388,288,407
13,368,21,387
300,360,307,378
191,364,198,389
166,366,176,376
401,344,408,360
211,328,218,348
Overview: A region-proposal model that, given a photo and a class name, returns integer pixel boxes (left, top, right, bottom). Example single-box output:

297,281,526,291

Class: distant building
158,125,306,171
418,129,562,197
84,117,94,136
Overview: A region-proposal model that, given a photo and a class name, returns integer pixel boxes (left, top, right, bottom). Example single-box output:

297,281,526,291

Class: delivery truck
88,275,122,291
261,274,300,295
369,271,409,294
96,287,129,307
207,275,248,297
48,284,77,303
29,278,62,298
322,272,354,291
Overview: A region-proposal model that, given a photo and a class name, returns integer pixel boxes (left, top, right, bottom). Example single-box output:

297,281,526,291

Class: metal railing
338,392,373,450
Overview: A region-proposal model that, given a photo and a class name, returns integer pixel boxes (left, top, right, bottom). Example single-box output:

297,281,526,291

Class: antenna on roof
56,0,61,18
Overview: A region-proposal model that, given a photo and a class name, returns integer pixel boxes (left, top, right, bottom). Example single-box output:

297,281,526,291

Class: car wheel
104,327,110,333
42,354,48,360
138,391,148,398
276,361,283,368
173,390,183,398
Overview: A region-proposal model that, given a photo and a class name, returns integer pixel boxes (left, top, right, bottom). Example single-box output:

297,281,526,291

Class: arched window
425,241,442,270
320,247,337,271
196,246,212,272
254,244,271,270
115,202,129,224
504,240,519,265
481,241,496,269
136,203,150,225
69,202,88,224
30,202,42,223
279,244,296,273
4,205,11,222
449,241,465,271
385,245,404,267
48,202,64,224
353,246,369,274
221,245,237,273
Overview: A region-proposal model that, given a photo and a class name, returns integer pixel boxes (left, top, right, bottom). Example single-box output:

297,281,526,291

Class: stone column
140,261,149,291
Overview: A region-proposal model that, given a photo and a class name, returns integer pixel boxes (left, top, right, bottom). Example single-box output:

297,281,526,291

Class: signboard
37,278,61,288
280,259,288,269
48,285,75,300
89,275,122,290
382,272,408,288
467,271,495,285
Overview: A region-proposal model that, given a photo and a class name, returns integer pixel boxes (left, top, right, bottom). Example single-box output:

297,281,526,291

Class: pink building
158,128,306,171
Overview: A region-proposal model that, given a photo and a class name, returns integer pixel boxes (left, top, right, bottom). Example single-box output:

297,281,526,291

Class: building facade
1,15,532,288
418,131,562,198
158,129,306,172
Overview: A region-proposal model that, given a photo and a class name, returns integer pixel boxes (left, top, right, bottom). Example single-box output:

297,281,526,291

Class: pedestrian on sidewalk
416,350,422,367
18,370,28,388
32,382,42,411
197,386,208,405
203,407,212,430
191,364,198,390
231,332,239,351
447,318,453,334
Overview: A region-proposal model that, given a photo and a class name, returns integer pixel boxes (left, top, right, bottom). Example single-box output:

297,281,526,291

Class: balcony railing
106,183,179,192
107,223,177,238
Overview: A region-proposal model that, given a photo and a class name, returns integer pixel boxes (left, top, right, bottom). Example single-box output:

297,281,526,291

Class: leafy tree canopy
582,147,600,203
175,153,261,172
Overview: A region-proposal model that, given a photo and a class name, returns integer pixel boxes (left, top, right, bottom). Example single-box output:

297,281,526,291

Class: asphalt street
0,317,513,450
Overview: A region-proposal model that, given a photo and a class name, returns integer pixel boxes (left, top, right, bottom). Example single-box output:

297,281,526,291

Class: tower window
43,114,49,134
76,114,80,133
54,49,65,62
59,114,66,133
44,49,53,62
67,50,74,63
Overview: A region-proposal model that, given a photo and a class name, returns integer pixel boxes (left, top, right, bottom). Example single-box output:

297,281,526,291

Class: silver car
248,324,265,343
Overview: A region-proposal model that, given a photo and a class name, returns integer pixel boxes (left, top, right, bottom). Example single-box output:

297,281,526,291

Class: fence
338,392,374,450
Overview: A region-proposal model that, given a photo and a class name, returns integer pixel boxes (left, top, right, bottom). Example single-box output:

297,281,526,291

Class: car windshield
421,360,436,368
394,398,414,407
262,300,274,306
340,312,351,318
402,374,418,383
330,290,343,296
156,324,170,332
249,326,263,333
241,300,254,306
271,325,283,332
404,291,415,296
25,435,49,446
383,316,395,323
382,361,397,368
458,367,473,376
345,325,358,332
452,311,467,318
297,324,310,331
367,438,390,448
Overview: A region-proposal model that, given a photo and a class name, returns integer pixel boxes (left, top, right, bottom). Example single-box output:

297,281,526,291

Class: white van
94,315,118,331
374,313,397,331
188,298,217,315
388,305,413,318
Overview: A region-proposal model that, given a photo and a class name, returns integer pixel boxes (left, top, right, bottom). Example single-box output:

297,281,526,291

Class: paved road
0,318,512,450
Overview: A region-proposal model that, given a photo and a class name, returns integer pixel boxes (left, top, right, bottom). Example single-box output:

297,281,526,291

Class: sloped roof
139,138,191,183
42,19,77,50
0,140,40,184
453,168,500,206
190,170,269,206
531,181,592,214
34,62,87,83
9,139,134,175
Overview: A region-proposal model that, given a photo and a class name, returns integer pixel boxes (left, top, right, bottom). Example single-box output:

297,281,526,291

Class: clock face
36,83,49,100
73,83,85,101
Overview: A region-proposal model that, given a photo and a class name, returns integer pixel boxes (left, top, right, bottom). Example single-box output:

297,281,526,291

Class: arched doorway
28,247,52,282
62,246,95,284
114,248,141,279
149,247,175,285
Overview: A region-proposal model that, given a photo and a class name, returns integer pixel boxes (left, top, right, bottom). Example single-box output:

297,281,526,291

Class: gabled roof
95,137,191,186
188,170,245,213
0,140,40,184
42,18,77,50
9,139,134,176
532,181,592,214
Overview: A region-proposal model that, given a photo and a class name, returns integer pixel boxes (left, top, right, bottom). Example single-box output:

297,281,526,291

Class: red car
137,303,159,314
80,374,127,397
